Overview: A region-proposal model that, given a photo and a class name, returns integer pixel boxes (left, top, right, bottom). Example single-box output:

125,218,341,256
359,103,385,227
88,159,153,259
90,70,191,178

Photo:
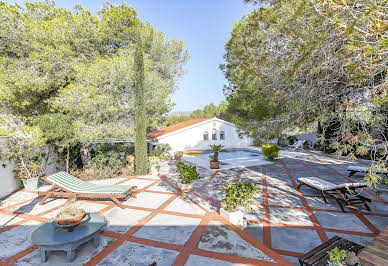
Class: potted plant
55,198,86,226
176,161,200,189
327,247,348,266
262,143,279,160
209,144,224,169
253,139,263,147
149,155,160,176
16,161,44,190
220,180,260,228
174,151,183,161
1,122,45,190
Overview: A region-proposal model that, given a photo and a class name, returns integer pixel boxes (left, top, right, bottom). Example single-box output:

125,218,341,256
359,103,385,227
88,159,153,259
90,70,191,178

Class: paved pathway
0,150,387,265
167,150,388,265
0,171,288,265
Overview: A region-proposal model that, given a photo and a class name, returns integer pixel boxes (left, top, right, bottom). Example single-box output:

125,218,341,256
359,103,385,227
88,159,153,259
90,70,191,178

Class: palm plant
209,144,224,162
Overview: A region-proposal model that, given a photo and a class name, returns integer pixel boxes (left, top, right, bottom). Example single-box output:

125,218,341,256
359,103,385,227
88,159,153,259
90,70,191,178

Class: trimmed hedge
262,143,279,159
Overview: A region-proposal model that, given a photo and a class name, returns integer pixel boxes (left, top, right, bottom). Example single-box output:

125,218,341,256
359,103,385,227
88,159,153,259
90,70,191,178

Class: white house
147,117,253,151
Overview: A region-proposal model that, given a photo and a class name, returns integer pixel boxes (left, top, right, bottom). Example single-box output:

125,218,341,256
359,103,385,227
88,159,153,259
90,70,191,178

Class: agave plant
209,144,224,162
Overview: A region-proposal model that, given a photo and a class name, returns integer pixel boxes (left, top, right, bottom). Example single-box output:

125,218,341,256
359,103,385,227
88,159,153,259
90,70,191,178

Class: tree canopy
222,0,387,188
0,1,188,142
163,101,230,127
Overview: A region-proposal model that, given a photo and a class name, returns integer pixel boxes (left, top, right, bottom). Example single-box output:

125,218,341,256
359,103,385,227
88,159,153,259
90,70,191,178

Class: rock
345,251,359,265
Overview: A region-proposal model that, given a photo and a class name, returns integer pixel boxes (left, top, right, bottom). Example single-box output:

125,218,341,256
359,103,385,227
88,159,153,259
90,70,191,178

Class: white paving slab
186,254,248,266
314,211,372,233
164,196,206,216
133,213,201,245
0,213,24,228
118,178,155,189
124,192,172,209
8,198,67,215
97,241,178,265
270,207,313,226
0,191,37,209
0,220,40,260
197,220,273,262
103,207,150,233
147,181,177,193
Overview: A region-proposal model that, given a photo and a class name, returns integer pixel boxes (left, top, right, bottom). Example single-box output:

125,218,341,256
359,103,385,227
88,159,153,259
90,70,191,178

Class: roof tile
147,118,211,138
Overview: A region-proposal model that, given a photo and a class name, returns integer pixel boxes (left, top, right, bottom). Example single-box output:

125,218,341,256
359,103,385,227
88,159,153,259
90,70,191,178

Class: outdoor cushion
46,172,132,194
297,177,339,190
297,177,367,191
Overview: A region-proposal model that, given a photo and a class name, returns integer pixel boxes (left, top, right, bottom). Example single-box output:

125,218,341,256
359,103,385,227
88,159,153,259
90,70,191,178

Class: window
212,128,217,140
220,131,225,140
203,131,209,141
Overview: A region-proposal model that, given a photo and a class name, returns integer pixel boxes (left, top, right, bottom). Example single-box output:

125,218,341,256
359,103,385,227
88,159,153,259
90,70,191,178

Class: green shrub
90,150,123,179
176,161,185,172
221,180,260,212
151,149,173,161
262,143,279,159
176,161,200,184
151,150,163,157
156,143,171,152
149,155,160,165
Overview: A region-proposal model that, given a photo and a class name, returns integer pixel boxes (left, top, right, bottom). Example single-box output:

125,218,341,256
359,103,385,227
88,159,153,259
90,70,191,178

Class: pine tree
134,33,149,175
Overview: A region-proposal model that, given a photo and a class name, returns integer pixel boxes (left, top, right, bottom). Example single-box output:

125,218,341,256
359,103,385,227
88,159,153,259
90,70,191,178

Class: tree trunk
80,143,91,170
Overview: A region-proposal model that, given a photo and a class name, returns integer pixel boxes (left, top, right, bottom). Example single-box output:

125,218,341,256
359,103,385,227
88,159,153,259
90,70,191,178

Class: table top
29,213,106,246
299,236,364,266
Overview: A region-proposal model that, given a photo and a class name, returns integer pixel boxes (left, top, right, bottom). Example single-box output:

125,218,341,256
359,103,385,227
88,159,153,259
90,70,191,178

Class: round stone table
29,213,106,263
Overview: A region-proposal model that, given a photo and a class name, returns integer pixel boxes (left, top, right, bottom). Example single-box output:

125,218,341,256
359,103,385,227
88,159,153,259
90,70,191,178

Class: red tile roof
147,118,212,139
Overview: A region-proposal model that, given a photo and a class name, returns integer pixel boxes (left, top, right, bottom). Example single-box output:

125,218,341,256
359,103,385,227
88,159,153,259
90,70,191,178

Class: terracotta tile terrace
0,150,387,265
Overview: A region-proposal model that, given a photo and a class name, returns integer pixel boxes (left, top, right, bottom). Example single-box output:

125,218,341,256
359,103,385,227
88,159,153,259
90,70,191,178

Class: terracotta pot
55,209,86,225
174,151,183,160
210,161,220,169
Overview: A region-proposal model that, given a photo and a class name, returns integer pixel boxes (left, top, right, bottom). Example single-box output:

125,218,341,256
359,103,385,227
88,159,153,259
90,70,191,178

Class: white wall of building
0,158,20,199
156,118,253,151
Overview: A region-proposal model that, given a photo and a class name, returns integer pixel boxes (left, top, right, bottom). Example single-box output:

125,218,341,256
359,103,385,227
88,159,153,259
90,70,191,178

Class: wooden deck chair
297,176,371,212
38,172,136,208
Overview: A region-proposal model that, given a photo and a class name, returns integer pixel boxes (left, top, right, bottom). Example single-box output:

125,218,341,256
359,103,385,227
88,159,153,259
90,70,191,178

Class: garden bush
151,149,173,161
221,180,260,212
262,143,279,159
89,150,124,179
176,161,200,184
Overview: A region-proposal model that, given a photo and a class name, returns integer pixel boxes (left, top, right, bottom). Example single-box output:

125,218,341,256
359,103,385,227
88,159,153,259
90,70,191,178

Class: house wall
0,137,19,198
156,120,253,151
0,158,20,199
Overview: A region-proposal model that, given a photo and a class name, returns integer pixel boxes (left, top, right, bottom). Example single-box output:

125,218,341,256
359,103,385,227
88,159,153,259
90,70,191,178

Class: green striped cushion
46,172,132,194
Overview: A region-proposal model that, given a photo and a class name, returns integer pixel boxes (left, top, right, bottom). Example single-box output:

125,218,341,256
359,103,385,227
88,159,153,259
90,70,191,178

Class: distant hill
169,111,192,116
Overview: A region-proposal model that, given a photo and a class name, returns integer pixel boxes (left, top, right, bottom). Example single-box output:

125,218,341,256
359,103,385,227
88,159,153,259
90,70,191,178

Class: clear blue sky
11,0,254,112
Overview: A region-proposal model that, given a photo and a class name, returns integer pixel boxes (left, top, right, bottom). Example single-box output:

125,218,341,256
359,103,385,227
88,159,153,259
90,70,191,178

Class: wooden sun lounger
297,177,371,212
38,172,136,208
347,165,388,177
